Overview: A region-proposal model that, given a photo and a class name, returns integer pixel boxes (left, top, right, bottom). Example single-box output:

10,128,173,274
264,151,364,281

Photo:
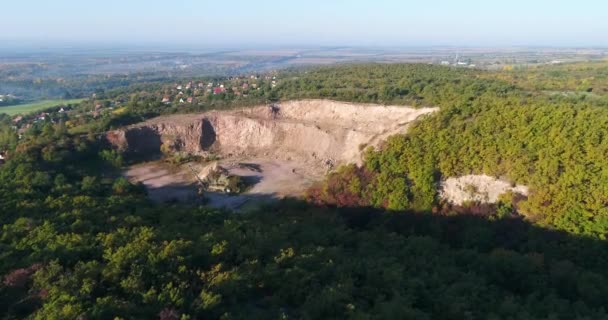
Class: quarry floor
124,157,326,210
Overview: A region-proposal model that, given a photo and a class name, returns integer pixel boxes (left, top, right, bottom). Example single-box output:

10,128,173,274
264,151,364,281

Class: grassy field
0,99,84,116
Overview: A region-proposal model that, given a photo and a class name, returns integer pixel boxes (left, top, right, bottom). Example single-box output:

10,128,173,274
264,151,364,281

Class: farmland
0,99,84,116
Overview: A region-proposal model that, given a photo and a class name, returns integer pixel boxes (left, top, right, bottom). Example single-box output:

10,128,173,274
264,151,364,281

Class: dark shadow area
123,127,163,162
238,162,263,173
200,118,216,150
240,174,263,186
274,200,608,274
143,178,274,210
237,199,608,317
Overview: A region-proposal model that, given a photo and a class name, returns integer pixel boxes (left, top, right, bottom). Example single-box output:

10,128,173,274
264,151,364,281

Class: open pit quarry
112,100,437,209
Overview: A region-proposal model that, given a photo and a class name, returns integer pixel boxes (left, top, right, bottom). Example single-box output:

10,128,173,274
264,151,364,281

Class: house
162,96,171,104
213,87,225,95
179,98,185,103
187,97,194,103
12,116,23,124
0,153,5,165
176,85,183,90
242,83,249,90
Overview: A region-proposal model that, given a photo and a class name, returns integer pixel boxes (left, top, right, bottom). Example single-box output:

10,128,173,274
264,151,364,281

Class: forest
2,62,608,319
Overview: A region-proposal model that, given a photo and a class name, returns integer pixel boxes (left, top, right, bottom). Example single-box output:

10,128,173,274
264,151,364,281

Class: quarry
112,99,438,209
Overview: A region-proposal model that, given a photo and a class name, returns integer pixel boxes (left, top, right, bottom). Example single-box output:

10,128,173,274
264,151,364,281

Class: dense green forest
3,62,608,318
297,64,608,237
3,131,608,319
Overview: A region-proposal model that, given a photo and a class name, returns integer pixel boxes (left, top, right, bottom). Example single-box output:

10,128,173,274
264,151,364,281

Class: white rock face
439,175,528,205
108,99,438,165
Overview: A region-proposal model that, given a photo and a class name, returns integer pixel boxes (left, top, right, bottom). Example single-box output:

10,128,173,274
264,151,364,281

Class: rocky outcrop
439,175,529,205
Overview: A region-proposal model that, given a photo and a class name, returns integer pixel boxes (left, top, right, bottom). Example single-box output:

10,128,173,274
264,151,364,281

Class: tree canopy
3,62,608,318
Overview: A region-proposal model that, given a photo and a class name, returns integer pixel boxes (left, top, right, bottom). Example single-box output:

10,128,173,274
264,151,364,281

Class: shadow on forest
145,179,278,211
270,199,608,274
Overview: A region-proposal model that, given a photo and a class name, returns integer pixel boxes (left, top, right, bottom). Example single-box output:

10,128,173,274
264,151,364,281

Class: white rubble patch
439,175,528,205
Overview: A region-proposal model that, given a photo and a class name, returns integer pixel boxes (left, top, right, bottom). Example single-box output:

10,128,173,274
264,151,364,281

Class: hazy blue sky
2,0,607,47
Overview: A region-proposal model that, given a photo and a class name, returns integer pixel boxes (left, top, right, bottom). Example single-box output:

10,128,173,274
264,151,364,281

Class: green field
0,99,84,116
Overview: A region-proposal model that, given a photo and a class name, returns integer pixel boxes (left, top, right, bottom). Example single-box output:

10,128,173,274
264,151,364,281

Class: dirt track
118,100,438,208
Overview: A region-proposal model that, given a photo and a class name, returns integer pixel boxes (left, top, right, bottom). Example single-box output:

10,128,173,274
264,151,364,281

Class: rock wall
106,99,438,163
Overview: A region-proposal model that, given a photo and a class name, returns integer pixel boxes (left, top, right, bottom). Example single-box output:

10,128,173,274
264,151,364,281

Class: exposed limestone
107,99,438,165
440,175,529,205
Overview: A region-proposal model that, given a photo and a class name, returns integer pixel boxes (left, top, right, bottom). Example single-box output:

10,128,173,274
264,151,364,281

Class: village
4,72,280,129
159,74,279,105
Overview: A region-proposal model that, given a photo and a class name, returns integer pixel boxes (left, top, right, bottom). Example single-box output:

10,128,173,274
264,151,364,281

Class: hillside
2,63,608,318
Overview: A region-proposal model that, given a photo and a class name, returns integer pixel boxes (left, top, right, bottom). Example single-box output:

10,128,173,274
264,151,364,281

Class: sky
1,0,607,48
